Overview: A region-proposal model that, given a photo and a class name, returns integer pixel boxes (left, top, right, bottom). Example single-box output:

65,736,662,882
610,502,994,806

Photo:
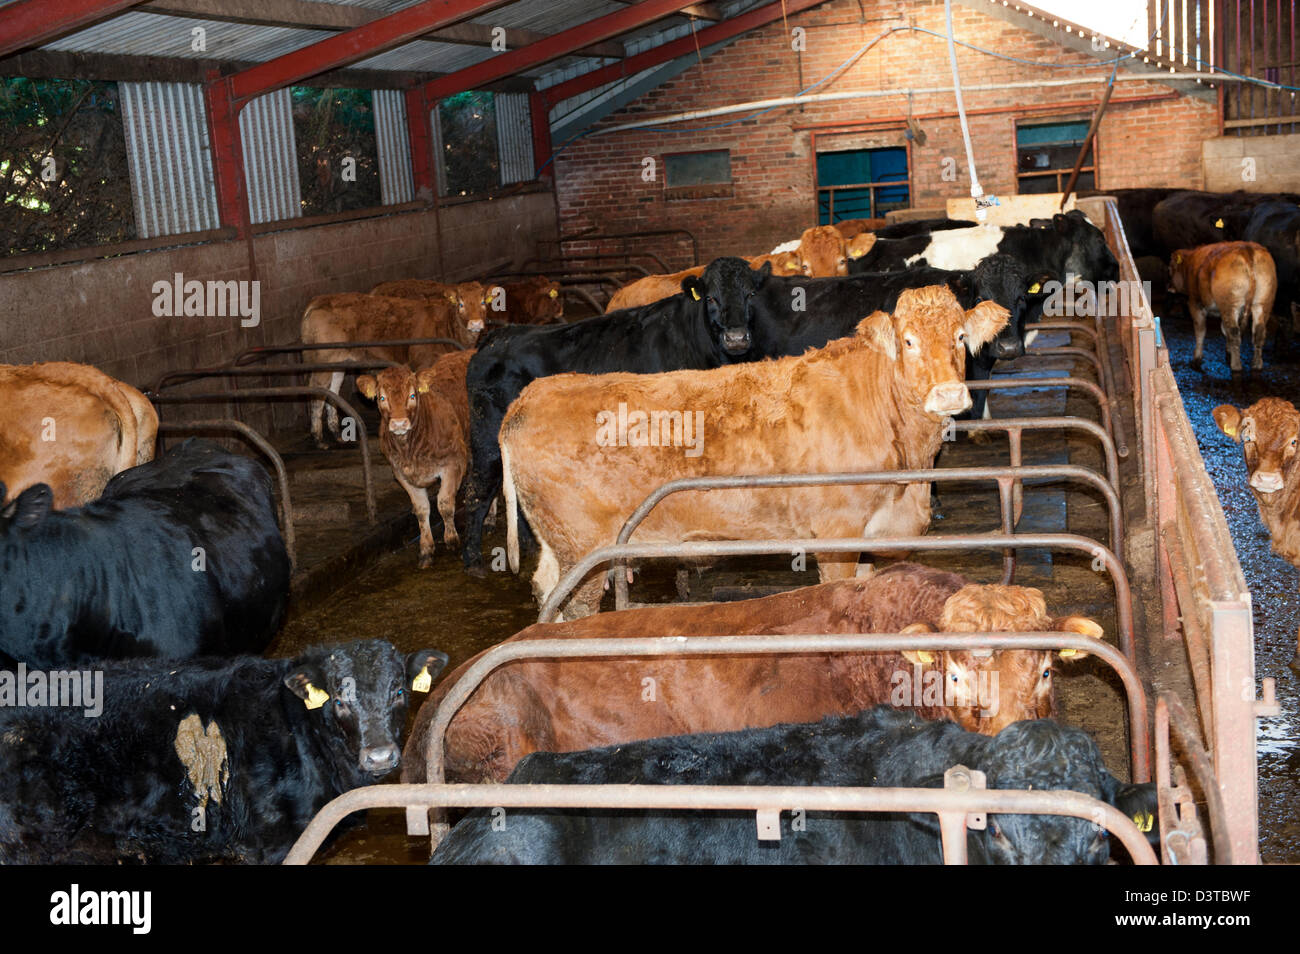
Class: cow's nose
388,418,411,435
360,745,399,774
992,336,1024,360
468,320,485,333
1250,470,1285,494
924,383,972,416
723,330,751,353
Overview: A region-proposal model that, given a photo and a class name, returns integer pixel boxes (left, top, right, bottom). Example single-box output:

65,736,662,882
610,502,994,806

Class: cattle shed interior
1,0,1299,879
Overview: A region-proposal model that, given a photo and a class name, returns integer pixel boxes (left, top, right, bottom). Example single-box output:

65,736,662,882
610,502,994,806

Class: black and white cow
0,439,290,667
0,640,448,864
430,706,1156,865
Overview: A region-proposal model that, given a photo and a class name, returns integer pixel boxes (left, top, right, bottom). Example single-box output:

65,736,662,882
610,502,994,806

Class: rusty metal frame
609,465,1123,613
150,387,377,523
558,227,700,269
541,534,1135,665
966,378,1127,459
156,419,297,569
286,776,1157,866
398,630,1149,846
153,359,404,394
953,418,1119,490
1155,693,1231,864
230,338,468,368
522,251,673,274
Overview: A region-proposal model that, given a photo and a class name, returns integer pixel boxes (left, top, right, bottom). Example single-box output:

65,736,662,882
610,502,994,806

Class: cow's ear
356,375,378,400
407,649,449,693
1171,251,1184,267
10,484,52,530
857,311,897,359
682,276,704,301
1053,214,1072,234
755,261,773,284
1027,271,1054,296
964,300,1010,348
1051,615,1104,660
901,623,936,665
1212,404,1243,441
284,666,330,709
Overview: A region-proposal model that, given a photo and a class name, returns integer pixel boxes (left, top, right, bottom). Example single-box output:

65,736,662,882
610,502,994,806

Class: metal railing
557,227,700,270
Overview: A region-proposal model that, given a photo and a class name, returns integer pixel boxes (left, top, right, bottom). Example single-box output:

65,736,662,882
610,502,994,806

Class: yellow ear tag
1133,812,1154,833
690,287,701,301
305,684,330,710
412,666,433,693
548,288,558,298
1028,282,1041,294
417,383,429,394
914,650,935,664
1215,218,1225,228
1059,648,1078,658
1224,422,1238,438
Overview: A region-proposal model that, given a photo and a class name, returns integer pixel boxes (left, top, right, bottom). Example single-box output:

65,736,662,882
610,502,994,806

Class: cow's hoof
313,438,330,451
417,553,434,570
1230,367,1244,379
1190,356,1203,371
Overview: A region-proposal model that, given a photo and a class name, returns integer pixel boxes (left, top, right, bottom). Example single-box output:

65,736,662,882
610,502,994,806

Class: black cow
1151,190,1300,256
460,256,771,571
0,640,448,864
852,212,1119,290
0,439,290,667
753,254,1050,421
873,217,978,239
1082,188,1182,259
1244,200,1300,343
431,706,1156,865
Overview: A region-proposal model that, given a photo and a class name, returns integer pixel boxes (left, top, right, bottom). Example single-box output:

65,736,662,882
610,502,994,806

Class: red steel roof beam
226,0,513,105
418,0,708,102
0,0,147,59
540,0,828,112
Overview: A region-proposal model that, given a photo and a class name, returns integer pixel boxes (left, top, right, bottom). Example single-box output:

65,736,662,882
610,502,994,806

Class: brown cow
771,224,849,276
483,276,564,325
1169,241,1277,372
847,231,877,260
1213,397,1300,664
400,563,1103,784
605,265,707,313
0,362,157,507
357,350,474,568
834,217,887,240
501,285,1009,618
301,293,478,447
746,251,803,275
368,279,488,334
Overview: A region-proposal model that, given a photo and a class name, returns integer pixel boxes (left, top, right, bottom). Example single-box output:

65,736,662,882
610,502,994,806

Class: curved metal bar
561,286,604,318
154,360,404,393
539,533,1135,667
151,387,377,523
157,419,296,569
523,251,673,274
288,779,1156,866
559,227,700,266
967,377,1128,459
413,630,1150,844
1032,320,1101,347
1022,346,1105,385
952,417,1119,490
1158,693,1232,865
231,337,467,368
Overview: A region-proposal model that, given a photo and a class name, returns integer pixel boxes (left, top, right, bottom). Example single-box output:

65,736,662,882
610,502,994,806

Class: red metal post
0,0,145,59
529,89,554,183
539,0,826,111
204,72,248,237
225,0,512,106
406,86,435,200
419,0,704,103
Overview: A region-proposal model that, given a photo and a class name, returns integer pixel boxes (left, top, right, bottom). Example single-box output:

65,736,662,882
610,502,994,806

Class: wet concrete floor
268,337,1139,864
1159,312,1300,863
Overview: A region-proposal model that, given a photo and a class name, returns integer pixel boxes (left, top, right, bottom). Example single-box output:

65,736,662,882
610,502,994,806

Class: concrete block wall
1202,133,1300,192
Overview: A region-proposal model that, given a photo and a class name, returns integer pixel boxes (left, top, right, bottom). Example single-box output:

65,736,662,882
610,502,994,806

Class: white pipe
590,72,1252,136
945,0,986,221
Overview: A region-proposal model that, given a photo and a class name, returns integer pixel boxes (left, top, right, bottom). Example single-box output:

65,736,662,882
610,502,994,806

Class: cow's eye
904,336,917,349
379,395,386,403
1042,669,1051,680
409,392,416,401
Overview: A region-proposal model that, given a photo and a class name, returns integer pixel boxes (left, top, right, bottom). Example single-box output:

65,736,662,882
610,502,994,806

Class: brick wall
553,0,1219,266
0,190,557,433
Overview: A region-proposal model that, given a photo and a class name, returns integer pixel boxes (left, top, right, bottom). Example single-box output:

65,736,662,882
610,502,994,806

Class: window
1016,119,1096,195
438,90,500,197
664,150,731,187
816,147,909,224
292,87,381,216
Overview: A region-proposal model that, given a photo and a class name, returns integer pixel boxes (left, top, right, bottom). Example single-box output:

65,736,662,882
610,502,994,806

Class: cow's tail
502,436,521,574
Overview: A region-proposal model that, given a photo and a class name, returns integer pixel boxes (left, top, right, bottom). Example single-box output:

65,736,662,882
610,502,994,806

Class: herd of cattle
2,187,1297,865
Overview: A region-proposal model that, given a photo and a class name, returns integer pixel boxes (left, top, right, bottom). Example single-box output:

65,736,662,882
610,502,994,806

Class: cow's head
901,583,1104,734
846,231,877,261
283,640,447,783
1214,398,1300,495
447,281,488,335
1055,211,1119,286
682,256,769,356
535,280,564,321
752,251,803,275
357,367,421,437
1168,249,1193,294
797,225,849,277
964,254,1052,361
857,285,1009,418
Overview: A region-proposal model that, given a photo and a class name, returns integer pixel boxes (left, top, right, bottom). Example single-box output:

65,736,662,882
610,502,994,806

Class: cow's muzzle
468,319,485,334
1250,470,1285,494
991,335,1024,360
924,383,972,417
360,744,400,775
723,330,751,354
388,418,411,436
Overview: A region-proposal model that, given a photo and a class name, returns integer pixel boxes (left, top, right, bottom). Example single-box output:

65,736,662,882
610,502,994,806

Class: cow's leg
308,370,329,447
461,403,505,574
1189,303,1208,369
436,462,464,551
324,371,345,439
394,471,436,568
1251,302,1269,371
1223,305,1245,373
